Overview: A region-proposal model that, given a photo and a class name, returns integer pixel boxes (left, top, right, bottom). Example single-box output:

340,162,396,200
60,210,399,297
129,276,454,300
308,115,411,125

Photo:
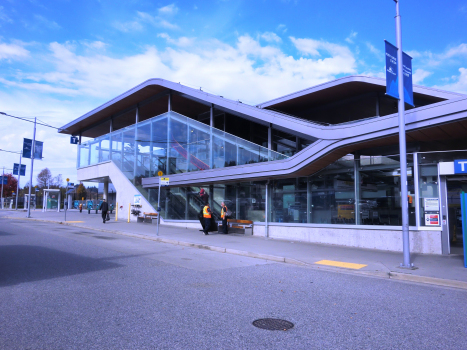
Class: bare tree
37,168,53,188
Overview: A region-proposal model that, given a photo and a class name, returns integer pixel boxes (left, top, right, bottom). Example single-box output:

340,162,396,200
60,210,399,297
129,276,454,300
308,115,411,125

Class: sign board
385,40,414,106
67,182,74,188
157,171,163,177
0,176,7,185
425,213,439,226
160,177,169,186
134,194,142,206
23,138,43,159
454,160,467,174
70,136,79,144
13,163,26,176
424,198,439,212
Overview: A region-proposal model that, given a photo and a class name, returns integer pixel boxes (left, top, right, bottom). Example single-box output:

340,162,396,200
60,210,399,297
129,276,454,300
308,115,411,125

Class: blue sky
1,0,466,185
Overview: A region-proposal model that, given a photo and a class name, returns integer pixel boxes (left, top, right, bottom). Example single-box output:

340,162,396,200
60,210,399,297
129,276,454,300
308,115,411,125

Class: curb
5,216,467,291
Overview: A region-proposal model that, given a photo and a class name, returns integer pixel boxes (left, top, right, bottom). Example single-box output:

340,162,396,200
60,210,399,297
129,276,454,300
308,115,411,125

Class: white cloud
434,68,467,94
158,4,179,16
112,20,143,32
345,31,357,44
137,11,179,30
413,69,432,84
276,24,287,33
0,6,13,26
34,14,60,30
0,41,29,60
82,41,107,50
157,33,195,47
260,32,282,43
366,42,382,58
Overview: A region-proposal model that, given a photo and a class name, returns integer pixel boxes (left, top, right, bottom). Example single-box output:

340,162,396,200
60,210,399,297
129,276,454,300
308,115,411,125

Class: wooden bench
138,212,158,224
218,219,253,235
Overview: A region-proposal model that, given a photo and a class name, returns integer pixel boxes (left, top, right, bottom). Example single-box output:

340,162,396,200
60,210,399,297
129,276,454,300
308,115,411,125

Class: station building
59,75,467,255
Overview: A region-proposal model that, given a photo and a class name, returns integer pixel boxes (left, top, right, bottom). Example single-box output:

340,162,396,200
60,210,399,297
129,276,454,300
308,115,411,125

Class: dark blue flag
385,40,414,107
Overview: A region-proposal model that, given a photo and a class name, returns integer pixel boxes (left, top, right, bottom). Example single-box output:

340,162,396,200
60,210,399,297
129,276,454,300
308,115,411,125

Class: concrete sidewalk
2,209,466,290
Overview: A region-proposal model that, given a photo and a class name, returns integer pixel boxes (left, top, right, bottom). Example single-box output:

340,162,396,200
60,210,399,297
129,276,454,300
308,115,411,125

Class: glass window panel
309,166,355,225
271,178,307,223
111,132,122,168
151,117,167,177
122,128,135,181
90,141,99,165
358,155,415,226
136,121,151,179
168,117,188,174
79,143,89,168
187,123,210,172
100,137,110,162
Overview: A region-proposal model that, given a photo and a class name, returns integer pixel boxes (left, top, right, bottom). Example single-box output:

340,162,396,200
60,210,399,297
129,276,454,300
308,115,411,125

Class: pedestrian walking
99,199,109,224
79,203,83,213
220,201,229,234
202,203,212,235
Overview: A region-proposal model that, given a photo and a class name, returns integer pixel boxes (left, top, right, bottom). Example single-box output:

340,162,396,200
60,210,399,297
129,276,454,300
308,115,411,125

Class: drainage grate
252,318,294,331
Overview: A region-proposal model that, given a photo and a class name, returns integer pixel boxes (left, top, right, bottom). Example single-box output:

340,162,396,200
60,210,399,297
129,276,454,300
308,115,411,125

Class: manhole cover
252,318,294,331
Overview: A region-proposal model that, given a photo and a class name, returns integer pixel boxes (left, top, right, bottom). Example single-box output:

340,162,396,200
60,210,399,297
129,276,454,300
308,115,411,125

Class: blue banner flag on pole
0,176,7,185
22,138,43,160
385,40,414,107
13,163,19,175
385,40,399,100
403,52,414,106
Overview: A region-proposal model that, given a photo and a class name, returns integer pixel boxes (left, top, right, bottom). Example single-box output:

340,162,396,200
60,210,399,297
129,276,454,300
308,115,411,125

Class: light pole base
399,263,418,270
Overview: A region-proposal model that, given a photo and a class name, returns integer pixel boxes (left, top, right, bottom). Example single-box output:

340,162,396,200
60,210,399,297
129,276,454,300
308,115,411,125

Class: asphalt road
1,218,466,350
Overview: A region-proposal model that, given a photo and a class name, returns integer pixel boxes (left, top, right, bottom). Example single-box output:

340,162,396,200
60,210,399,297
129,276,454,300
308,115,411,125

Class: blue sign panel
385,41,399,100
454,160,467,174
23,138,43,160
70,136,79,144
0,176,7,185
385,40,414,107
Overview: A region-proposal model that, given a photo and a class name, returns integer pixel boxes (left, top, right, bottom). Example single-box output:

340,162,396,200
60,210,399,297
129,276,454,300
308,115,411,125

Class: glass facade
146,154,419,226
78,111,288,182
78,109,437,228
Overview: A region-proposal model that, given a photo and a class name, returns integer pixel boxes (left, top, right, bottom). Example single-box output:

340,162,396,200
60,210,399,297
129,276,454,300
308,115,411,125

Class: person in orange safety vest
202,204,212,235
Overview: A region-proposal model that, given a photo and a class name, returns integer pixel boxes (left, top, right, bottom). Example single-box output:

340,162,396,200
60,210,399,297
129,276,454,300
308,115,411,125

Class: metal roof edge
256,75,465,109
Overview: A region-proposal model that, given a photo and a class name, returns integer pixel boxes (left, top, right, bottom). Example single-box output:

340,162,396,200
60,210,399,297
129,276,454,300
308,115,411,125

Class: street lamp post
394,0,412,268
27,117,37,218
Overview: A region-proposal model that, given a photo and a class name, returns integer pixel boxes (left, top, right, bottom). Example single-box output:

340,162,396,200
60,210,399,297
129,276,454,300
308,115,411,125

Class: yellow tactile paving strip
315,260,367,270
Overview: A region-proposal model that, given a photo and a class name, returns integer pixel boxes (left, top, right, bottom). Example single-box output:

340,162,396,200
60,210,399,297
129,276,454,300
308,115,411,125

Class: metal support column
134,107,139,181
395,0,412,267
354,153,361,225
307,177,312,223
265,180,269,238
439,173,450,255
209,104,213,169
376,93,380,117
166,95,171,175
413,152,420,228
268,124,272,160
103,181,109,201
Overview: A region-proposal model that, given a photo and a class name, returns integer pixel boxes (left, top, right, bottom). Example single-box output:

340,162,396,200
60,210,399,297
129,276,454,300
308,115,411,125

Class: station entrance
444,177,467,255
